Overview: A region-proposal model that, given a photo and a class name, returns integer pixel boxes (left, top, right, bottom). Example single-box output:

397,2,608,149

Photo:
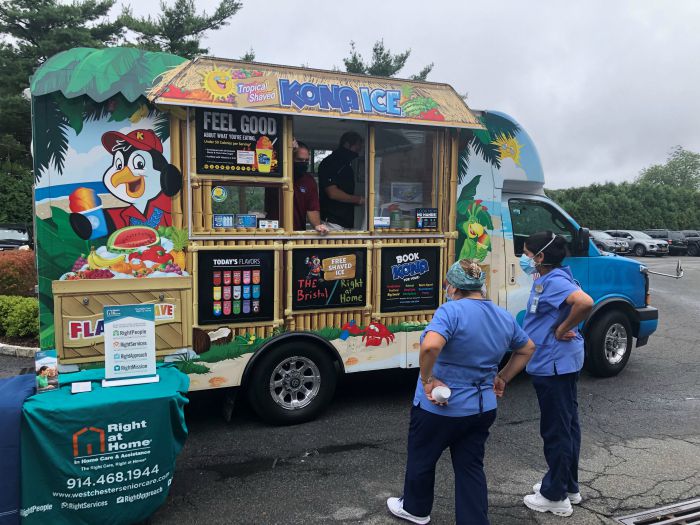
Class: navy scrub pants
402,405,497,525
531,372,581,502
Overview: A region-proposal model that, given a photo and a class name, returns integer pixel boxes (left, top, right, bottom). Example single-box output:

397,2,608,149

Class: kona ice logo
279,79,401,116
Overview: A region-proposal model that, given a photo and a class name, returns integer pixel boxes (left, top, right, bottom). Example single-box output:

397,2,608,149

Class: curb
0,343,39,358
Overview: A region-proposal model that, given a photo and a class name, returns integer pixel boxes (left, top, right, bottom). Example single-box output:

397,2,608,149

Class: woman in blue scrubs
387,259,535,525
520,232,594,517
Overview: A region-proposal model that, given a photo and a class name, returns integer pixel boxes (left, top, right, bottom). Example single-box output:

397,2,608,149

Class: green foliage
546,147,700,231
546,182,700,230
121,0,242,59
173,355,210,374
240,48,256,62
312,326,343,341
636,146,700,190
0,0,124,166
197,335,265,363
0,161,33,223
342,40,433,80
0,250,36,295
0,295,39,338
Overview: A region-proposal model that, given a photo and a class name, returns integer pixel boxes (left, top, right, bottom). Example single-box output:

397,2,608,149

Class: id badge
530,294,541,314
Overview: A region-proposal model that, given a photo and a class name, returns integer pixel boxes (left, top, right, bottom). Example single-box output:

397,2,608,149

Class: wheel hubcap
269,356,321,411
604,323,628,364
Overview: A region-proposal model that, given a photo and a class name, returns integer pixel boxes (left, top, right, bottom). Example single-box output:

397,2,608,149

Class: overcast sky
125,0,700,189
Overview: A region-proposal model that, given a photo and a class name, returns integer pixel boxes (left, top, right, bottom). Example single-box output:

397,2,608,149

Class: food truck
31,47,658,424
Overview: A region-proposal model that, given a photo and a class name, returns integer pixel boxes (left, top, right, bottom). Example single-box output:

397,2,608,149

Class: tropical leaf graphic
32,47,187,103
32,94,70,180
29,48,95,96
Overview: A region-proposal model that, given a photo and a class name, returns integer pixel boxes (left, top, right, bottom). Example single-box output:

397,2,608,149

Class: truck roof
148,55,484,130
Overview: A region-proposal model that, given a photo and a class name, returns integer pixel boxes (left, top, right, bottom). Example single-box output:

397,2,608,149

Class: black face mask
293,162,308,178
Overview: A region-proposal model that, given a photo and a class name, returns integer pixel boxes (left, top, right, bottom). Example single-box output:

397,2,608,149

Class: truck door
502,195,589,323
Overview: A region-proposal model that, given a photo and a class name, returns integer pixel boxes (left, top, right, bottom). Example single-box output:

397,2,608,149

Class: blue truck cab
458,110,658,376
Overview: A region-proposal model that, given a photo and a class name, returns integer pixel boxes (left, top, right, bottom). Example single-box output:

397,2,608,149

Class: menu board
197,250,275,325
291,248,367,310
195,108,282,177
380,246,440,312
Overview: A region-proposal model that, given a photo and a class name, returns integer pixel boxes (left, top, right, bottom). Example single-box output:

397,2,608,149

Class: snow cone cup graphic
69,188,108,239
256,136,274,174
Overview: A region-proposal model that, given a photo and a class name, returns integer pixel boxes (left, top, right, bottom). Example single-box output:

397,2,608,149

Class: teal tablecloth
20,365,189,525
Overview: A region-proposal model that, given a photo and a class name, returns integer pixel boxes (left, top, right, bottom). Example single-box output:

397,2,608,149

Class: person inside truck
292,140,328,234
519,231,594,517
387,259,535,525
318,131,365,230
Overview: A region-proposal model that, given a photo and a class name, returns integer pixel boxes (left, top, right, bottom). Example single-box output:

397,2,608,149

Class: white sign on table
103,304,157,386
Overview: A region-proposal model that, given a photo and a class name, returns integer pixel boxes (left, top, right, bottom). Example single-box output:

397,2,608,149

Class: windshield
592,231,614,240
0,228,29,241
628,231,652,239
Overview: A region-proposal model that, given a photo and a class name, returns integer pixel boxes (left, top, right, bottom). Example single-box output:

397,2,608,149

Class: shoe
524,492,573,517
533,482,582,505
386,497,431,524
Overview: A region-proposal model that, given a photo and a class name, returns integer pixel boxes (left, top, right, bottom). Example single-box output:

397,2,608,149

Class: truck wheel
688,244,699,257
246,341,337,425
584,311,632,377
633,244,646,257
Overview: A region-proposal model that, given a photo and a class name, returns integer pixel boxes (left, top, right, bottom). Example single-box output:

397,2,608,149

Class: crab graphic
339,320,396,347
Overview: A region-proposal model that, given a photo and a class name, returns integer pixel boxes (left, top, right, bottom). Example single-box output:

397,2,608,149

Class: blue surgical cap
446,260,485,291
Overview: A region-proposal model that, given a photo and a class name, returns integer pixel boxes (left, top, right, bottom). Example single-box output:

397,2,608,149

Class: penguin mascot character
69,129,182,240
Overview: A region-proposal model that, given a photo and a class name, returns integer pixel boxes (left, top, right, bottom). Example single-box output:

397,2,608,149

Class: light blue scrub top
414,299,530,417
523,266,585,376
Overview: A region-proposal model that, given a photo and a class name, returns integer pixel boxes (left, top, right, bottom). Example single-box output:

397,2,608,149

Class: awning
148,57,484,130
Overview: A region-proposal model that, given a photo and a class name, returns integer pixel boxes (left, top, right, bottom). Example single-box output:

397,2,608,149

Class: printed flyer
103,305,156,380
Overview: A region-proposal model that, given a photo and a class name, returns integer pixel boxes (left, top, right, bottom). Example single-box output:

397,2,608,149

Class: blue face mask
519,254,537,275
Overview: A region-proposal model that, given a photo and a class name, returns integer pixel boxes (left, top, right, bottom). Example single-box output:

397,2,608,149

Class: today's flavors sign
103,304,156,380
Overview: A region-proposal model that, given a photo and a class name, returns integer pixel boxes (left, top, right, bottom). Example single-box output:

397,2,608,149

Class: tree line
546,147,700,231
0,0,696,233
0,0,431,224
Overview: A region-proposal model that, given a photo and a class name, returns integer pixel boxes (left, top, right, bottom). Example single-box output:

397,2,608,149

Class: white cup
431,386,451,403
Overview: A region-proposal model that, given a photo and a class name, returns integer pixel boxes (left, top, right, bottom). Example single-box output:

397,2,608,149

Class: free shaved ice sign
104,304,156,380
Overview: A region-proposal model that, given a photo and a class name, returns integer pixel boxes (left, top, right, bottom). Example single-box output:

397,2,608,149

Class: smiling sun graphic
492,134,523,166
202,68,234,99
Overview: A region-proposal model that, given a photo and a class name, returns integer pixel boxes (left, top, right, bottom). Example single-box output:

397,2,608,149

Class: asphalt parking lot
2,256,698,524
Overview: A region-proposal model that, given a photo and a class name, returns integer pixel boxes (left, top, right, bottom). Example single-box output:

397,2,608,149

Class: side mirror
575,227,590,256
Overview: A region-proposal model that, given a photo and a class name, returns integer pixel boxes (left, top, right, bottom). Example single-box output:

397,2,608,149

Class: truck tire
246,341,337,425
633,244,646,257
584,311,632,377
688,244,699,257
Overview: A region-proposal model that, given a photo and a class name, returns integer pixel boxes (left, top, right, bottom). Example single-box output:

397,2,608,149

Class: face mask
519,254,537,275
293,162,308,178
444,286,454,302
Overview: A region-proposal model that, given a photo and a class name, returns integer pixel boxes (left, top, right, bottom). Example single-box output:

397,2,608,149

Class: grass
174,360,211,375
197,336,265,363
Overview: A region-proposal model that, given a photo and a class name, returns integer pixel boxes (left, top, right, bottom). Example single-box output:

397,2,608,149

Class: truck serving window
373,125,438,229
509,199,576,256
210,184,281,229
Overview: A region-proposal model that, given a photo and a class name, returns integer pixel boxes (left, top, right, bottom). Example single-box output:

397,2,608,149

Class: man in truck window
318,131,365,230
293,141,328,234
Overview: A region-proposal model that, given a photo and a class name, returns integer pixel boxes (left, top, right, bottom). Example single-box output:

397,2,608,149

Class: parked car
590,230,629,254
0,223,32,251
681,230,700,256
605,230,669,257
644,229,688,255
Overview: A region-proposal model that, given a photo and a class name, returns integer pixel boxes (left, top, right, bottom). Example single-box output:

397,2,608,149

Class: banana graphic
87,248,126,269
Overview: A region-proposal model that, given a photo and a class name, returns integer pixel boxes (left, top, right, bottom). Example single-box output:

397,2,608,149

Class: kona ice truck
30,47,658,424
